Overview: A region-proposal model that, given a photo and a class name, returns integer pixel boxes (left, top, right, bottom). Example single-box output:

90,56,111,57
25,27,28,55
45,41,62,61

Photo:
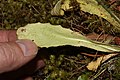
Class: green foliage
17,22,120,52
44,55,69,80
112,57,120,80
1,0,120,80
42,54,90,80
77,72,91,80
0,0,64,29
77,0,120,32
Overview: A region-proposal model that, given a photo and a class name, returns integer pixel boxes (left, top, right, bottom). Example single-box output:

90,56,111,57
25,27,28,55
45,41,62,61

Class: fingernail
16,40,38,56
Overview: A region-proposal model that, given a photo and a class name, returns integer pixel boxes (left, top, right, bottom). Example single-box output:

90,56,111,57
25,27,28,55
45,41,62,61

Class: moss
112,56,120,79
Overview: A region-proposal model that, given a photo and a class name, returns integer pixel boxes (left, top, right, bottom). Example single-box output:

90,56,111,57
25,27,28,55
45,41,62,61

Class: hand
0,30,45,80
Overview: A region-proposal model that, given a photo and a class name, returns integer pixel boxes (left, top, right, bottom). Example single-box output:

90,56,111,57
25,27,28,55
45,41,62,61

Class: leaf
76,0,120,31
51,0,72,16
86,53,118,71
51,0,64,16
51,0,120,32
17,22,120,52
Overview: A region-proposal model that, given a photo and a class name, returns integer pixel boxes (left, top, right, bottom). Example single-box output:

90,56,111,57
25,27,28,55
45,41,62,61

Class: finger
23,77,33,80
0,39,38,73
0,57,45,80
0,30,17,42
36,60,45,70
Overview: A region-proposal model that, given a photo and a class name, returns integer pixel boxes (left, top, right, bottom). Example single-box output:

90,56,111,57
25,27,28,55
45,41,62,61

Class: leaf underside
17,23,120,52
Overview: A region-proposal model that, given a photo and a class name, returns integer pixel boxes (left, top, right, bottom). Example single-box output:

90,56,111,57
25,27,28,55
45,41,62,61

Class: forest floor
0,0,120,80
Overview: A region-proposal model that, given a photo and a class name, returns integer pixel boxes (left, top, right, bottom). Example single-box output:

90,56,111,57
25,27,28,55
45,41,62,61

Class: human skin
0,30,45,80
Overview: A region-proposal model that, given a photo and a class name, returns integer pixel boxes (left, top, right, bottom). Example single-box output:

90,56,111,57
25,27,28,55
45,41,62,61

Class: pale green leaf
17,23,120,52
76,0,120,31
51,0,64,15
51,0,72,16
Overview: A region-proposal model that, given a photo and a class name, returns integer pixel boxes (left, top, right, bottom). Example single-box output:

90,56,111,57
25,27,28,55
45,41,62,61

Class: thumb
0,39,38,73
